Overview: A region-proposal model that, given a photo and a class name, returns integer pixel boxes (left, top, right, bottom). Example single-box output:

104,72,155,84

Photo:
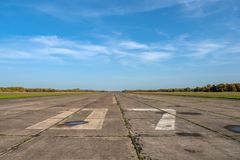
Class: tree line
0,87,97,92
123,83,240,92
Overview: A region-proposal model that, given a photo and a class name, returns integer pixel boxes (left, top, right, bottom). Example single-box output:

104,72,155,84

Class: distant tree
234,83,240,92
184,88,191,92
210,85,218,92
225,84,237,91
217,84,226,92
205,84,212,92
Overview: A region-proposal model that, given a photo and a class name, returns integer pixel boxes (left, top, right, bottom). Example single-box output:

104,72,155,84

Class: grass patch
0,92,94,99
131,92,240,100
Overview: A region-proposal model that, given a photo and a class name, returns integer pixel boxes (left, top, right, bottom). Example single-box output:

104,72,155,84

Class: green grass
131,92,240,100
0,92,94,99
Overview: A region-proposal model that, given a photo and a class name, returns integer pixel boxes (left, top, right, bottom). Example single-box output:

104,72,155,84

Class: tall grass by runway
131,92,240,100
0,92,94,99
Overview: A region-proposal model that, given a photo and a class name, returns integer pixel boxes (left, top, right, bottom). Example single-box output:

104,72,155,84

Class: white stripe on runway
126,108,176,130
155,109,176,130
112,96,117,104
52,108,108,130
127,108,159,111
26,108,79,130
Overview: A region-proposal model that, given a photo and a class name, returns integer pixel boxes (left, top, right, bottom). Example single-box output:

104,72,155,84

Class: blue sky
0,0,240,90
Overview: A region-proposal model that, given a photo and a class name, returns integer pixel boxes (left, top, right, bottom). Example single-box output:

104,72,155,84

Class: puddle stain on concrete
224,125,240,133
178,112,202,115
184,148,202,153
176,132,203,137
54,104,66,107
154,111,165,114
174,105,184,107
63,121,88,126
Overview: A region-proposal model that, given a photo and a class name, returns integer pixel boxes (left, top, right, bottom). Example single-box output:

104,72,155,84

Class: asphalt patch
224,125,240,133
176,132,203,137
178,112,202,115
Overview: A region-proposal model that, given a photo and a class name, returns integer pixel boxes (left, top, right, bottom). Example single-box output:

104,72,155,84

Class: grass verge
130,92,240,100
0,92,94,99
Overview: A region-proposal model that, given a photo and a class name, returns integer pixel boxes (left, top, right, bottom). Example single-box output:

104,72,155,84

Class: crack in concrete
115,94,145,160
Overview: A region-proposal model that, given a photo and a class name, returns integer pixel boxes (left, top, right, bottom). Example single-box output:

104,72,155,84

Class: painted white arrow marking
155,109,176,130
26,108,79,130
127,108,176,130
127,108,159,111
112,96,117,104
69,108,108,130
51,108,108,130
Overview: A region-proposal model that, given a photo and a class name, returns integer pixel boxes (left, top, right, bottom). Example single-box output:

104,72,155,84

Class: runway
0,93,239,160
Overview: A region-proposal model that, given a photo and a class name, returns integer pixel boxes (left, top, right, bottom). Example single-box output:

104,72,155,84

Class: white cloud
118,40,149,50
186,41,225,58
30,36,61,46
139,52,171,62
0,36,172,63
180,0,234,18
0,35,239,65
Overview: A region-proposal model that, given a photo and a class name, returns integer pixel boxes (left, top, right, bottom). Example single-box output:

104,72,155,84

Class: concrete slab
140,136,240,160
130,94,240,119
117,93,240,160
123,94,240,138
0,136,28,155
1,136,138,160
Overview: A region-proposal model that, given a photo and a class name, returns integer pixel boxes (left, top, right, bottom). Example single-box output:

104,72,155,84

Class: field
0,92,93,99
131,91,240,100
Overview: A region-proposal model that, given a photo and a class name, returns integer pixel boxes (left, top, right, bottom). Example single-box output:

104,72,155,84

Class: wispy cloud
139,52,171,62
183,41,225,58
181,0,239,18
0,35,239,65
1,0,230,19
0,36,172,63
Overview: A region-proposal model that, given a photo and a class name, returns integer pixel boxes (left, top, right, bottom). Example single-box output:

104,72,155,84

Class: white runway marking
52,108,108,130
155,109,176,130
126,108,176,130
127,108,159,111
26,108,79,130
112,96,117,104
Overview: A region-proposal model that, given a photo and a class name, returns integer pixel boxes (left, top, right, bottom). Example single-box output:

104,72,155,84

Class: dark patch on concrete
64,121,88,126
184,148,201,153
54,104,66,107
224,125,240,133
154,111,164,114
174,105,184,107
178,112,202,115
176,132,203,137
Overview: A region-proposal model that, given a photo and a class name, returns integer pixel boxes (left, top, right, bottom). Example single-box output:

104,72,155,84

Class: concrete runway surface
0,93,239,160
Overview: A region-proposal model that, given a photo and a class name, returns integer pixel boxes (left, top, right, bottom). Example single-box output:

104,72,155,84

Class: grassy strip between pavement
131,92,240,100
0,92,94,99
